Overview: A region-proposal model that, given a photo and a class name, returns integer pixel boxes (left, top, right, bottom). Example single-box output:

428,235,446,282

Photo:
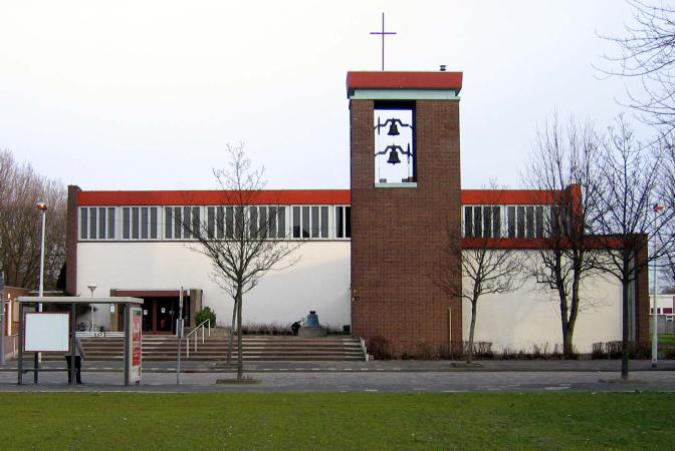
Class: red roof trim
347,71,463,91
461,190,558,205
77,187,577,207
78,190,351,206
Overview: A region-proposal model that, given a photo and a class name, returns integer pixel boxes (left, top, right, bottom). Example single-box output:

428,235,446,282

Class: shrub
367,336,392,360
194,307,216,328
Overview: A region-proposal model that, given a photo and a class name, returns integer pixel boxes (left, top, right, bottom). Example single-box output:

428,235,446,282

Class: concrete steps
24,335,366,361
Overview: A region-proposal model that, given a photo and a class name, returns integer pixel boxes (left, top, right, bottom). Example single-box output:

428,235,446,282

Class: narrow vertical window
165,207,173,239
517,206,525,238
277,207,285,238
132,207,139,239
268,206,277,239
483,206,492,238
311,206,320,238
320,206,329,238
174,207,182,239
80,208,88,240
234,206,244,239
89,208,97,239
225,207,234,239
259,206,267,238
108,207,115,239
207,207,215,239
535,206,544,238
123,207,130,239
249,207,258,238
292,206,301,238
302,206,310,238
345,206,351,238
464,206,473,237
492,206,501,238
192,207,200,239
216,207,224,239
526,206,534,239
150,207,157,239
507,206,516,238
141,207,148,239
473,206,482,237
182,207,192,239
98,207,106,239
336,206,344,238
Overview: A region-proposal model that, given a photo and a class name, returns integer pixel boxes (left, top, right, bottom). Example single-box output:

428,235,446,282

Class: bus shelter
16,296,143,386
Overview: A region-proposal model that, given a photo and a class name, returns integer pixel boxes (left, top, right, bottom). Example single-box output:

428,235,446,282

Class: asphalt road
1,367,673,393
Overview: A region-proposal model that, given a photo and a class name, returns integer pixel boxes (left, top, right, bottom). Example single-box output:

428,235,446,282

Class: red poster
132,312,142,366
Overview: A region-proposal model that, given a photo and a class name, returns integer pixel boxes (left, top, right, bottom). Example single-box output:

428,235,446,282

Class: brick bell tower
347,71,463,356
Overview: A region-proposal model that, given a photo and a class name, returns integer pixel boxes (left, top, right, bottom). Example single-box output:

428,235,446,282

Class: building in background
64,71,649,356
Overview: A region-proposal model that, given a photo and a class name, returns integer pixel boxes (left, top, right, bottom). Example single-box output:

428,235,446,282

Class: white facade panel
461,251,623,354
77,241,351,330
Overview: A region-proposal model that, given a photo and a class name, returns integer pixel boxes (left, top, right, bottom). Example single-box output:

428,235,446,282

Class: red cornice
347,71,463,92
461,190,557,205
78,190,351,206
76,187,578,207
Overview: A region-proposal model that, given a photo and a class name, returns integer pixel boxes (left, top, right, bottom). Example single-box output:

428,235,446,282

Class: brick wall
350,99,462,356
66,185,80,296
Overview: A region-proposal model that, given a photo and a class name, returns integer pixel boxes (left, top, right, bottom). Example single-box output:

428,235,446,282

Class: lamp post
652,203,665,368
36,202,47,365
36,203,47,302
87,284,97,332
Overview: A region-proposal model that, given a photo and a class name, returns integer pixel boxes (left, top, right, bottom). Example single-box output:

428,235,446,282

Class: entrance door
155,299,175,333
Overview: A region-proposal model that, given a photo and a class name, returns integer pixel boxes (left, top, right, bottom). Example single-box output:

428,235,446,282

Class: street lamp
87,284,97,332
36,203,47,302
652,203,665,368
36,202,47,365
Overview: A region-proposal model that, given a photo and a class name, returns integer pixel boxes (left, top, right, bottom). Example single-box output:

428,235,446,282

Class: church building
64,71,649,356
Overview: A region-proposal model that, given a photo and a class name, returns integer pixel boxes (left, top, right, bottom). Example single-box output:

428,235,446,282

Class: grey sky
0,0,645,191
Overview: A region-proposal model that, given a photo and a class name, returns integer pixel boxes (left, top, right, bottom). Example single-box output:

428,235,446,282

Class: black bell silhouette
387,148,401,165
387,121,400,136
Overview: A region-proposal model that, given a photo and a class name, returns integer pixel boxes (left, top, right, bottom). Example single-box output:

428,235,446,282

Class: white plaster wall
77,241,351,329
461,251,623,354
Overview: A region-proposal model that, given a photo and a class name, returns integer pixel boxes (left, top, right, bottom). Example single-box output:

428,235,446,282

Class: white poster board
24,313,69,352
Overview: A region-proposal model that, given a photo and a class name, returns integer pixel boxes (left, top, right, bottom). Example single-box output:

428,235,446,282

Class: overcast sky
0,0,648,191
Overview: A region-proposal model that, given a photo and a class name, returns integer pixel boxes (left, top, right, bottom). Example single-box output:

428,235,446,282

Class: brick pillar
66,185,81,295
349,85,462,356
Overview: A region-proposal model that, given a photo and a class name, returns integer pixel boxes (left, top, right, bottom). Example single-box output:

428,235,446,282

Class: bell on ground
387,148,401,165
387,121,400,136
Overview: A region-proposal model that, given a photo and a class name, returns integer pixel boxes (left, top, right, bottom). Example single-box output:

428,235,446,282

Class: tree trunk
621,269,630,380
467,300,477,364
236,292,243,380
226,297,237,364
563,272,580,357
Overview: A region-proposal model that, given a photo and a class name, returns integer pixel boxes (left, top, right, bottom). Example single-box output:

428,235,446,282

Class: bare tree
183,144,300,379
433,189,523,364
0,150,66,290
524,116,604,356
600,0,675,133
592,117,675,379
658,141,675,289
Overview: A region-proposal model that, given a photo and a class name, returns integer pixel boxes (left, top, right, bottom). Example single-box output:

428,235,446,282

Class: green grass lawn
658,334,675,346
0,392,673,449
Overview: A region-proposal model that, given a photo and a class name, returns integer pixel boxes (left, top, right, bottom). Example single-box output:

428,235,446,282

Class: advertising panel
127,306,142,384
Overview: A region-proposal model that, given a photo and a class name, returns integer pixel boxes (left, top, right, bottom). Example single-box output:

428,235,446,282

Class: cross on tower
370,13,396,71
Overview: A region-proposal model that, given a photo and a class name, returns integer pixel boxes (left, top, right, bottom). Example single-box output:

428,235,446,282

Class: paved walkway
0,359,672,393
2,359,674,373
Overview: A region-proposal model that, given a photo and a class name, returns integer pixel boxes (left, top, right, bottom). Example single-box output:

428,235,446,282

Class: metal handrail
185,319,211,357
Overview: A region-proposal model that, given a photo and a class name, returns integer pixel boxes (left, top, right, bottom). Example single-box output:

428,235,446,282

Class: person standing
65,337,86,384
